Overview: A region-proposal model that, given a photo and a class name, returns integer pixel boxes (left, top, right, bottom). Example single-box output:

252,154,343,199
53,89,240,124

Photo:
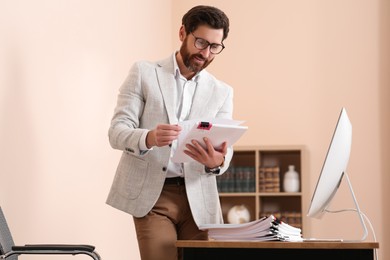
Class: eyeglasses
191,32,225,54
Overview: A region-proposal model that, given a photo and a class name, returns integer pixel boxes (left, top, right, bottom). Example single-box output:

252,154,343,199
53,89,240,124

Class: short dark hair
182,5,230,41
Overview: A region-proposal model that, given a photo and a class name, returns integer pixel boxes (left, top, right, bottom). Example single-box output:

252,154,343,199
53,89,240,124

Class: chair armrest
13,244,95,252
5,244,101,260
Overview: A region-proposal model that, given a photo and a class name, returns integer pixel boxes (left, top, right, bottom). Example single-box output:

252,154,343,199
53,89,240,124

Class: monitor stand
304,172,369,242
334,171,368,241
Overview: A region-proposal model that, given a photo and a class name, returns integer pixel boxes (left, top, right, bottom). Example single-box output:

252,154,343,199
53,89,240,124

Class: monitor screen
307,108,352,218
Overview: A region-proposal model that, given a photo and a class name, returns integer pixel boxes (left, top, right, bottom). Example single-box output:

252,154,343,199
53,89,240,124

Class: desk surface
176,240,379,249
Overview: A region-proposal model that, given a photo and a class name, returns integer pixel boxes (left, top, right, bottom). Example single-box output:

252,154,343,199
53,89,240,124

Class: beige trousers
133,182,208,260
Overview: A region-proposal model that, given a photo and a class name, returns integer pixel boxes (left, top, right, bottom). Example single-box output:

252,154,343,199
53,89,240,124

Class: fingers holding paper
184,137,227,169
146,124,182,148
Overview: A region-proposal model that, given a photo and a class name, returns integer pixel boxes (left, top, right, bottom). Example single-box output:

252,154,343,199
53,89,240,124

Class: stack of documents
199,215,303,242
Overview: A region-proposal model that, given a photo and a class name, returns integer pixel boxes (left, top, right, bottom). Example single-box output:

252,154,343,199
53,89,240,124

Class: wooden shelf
217,145,308,234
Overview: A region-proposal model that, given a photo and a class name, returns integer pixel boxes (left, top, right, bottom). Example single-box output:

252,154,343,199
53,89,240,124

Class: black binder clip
197,121,212,130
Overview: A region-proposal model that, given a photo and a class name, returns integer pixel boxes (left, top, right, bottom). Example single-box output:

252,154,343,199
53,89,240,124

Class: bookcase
217,145,308,234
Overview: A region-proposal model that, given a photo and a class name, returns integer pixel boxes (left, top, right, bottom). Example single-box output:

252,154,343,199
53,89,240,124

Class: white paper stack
199,215,303,242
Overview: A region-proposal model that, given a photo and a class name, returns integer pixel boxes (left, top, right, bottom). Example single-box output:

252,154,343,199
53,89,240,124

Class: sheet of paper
171,118,248,163
177,118,244,138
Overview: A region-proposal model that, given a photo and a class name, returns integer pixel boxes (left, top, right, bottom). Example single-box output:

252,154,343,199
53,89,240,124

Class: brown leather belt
164,177,185,185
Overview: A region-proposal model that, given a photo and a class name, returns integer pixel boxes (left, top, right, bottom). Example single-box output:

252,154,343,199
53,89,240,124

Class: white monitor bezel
307,108,352,218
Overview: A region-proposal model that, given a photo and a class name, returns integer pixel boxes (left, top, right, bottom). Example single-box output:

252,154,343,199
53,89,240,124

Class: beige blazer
106,55,233,226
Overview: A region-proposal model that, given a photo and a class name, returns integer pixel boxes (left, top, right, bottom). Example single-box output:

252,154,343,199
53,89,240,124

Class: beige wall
0,1,172,259
380,0,390,258
0,1,388,260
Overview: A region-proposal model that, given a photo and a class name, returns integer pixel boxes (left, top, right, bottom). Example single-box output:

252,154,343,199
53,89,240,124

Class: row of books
199,215,302,242
259,166,281,193
216,166,256,193
217,166,282,193
217,166,300,193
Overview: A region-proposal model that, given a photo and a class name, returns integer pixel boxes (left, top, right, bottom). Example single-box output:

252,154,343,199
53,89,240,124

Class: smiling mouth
193,55,205,63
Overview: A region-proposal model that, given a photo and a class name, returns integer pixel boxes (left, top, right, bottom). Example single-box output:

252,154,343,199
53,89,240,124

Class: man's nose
199,45,211,57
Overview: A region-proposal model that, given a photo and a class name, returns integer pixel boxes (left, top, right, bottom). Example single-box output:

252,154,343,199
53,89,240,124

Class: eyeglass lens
192,33,224,54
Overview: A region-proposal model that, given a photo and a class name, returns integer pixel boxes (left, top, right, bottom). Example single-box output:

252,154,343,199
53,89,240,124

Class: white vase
283,165,300,192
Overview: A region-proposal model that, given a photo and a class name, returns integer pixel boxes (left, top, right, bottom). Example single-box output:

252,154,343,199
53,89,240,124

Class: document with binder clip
171,118,248,163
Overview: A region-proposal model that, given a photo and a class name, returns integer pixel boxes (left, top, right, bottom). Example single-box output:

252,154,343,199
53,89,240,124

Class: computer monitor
306,108,368,241
307,107,352,218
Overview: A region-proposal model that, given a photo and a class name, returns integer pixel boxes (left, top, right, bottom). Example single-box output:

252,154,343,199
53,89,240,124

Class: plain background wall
0,1,172,259
1,1,388,260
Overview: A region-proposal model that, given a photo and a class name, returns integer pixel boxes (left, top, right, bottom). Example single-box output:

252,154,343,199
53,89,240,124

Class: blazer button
162,167,167,171
125,147,134,153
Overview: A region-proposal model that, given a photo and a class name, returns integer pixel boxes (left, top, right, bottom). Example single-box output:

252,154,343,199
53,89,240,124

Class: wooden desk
176,240,379,260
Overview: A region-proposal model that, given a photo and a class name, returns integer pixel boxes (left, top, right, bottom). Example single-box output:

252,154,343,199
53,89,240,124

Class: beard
180,39,214,73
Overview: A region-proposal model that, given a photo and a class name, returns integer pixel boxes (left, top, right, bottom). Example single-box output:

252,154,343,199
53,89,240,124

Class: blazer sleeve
216,84,233,119
215,85,234,174
108,62,148,156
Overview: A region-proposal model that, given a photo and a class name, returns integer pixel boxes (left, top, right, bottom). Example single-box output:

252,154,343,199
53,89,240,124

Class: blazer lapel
156,57,178,125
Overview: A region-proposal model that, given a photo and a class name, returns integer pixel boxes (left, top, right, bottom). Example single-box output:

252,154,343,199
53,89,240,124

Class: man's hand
146,124,182,148
184,137,227,168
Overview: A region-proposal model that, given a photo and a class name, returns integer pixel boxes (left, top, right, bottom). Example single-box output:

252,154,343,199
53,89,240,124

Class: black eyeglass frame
190,32,225,54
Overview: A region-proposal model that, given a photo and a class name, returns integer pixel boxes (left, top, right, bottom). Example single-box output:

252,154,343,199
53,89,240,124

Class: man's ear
179,25,186,41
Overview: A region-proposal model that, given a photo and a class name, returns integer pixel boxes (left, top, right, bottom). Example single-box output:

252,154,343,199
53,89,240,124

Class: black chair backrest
0,207,18,260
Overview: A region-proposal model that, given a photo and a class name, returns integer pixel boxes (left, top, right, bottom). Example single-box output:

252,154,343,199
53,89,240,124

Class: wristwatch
205,165,222,174
205,157,225,174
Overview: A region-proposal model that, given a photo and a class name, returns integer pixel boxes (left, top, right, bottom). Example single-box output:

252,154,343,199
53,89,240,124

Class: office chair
0,207,101,260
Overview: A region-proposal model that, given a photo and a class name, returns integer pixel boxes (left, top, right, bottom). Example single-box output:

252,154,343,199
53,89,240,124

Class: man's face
179,25,224,74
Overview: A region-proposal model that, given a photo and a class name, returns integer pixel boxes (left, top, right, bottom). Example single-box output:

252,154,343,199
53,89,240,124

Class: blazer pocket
114,154,148,200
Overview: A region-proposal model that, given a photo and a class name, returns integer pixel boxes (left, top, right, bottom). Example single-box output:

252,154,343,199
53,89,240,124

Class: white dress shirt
139,52,201,177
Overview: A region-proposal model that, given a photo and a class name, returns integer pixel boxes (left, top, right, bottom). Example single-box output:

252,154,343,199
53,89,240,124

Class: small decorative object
283,165,300,192
227,205,251,224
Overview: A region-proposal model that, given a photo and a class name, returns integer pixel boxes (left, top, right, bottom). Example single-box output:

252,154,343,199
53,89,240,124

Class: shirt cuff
139,130,152,152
